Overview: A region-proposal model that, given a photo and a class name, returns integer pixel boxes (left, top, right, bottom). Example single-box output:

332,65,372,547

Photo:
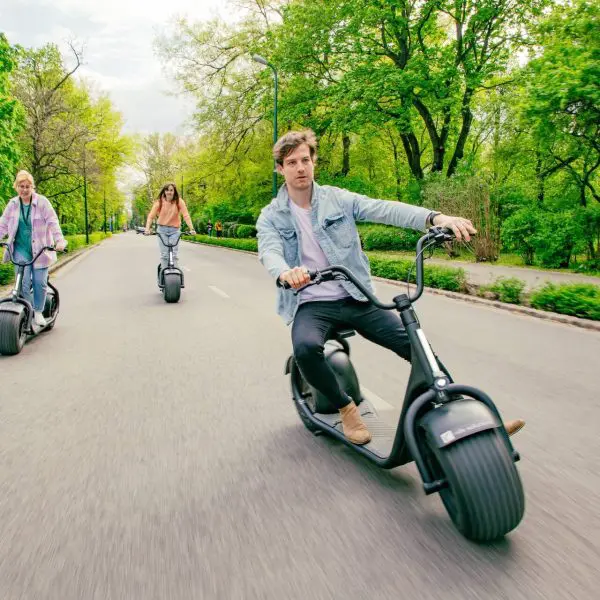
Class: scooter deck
312,399,399,459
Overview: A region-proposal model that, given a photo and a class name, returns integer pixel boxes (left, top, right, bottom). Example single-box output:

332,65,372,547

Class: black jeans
292,298,411,409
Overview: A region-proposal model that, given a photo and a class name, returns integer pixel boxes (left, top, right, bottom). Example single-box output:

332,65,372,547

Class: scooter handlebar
276,227,457,307
0,242,62,266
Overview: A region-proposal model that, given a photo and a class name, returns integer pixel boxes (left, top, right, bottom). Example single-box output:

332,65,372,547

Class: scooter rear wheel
427,430,525,541
163,273,181,303
43,293,58,330
0,311,27,355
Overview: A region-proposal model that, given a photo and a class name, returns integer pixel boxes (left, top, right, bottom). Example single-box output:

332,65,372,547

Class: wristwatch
426,211,441,228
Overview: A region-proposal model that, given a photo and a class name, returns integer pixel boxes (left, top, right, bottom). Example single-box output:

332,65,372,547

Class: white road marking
361,386,395,412
208,285,230,299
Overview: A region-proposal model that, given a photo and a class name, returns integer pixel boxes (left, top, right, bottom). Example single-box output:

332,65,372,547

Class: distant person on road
145,182,195,269
215,220,223,238
207,220,213,237
0,170,68,327
256,129,525,445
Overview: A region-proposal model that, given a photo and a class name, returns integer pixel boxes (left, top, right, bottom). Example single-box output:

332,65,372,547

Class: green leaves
0,34,24,205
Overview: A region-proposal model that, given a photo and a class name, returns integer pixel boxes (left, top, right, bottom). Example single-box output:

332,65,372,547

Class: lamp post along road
83,147,89,245
252,54,278,199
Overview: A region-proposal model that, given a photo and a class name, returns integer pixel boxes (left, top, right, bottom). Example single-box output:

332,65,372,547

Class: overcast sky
1,0,228,134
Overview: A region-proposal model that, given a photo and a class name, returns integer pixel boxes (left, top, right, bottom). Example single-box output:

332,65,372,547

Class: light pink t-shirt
289,199,350,304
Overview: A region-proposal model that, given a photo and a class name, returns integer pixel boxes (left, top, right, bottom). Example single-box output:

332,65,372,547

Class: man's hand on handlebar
431,214,477,242
144,227,151,235
279,266,311,289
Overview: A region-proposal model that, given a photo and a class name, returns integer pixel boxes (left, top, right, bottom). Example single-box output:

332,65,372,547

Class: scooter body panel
418,398,500,449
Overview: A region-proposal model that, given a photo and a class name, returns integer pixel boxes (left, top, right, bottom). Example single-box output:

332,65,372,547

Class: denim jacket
256,182,432,324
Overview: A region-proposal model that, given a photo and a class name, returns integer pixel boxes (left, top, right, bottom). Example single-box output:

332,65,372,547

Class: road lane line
208,285,230,299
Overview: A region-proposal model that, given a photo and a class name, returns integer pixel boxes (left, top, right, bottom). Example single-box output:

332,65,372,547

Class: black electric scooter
0,242,60,355
154,231,185,303
283,227,525,542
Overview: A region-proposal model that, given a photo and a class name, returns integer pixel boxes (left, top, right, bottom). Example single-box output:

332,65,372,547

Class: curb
48,243,99,274
180,239,600,332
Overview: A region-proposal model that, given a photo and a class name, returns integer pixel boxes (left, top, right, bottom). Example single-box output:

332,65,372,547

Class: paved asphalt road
1,232,599,600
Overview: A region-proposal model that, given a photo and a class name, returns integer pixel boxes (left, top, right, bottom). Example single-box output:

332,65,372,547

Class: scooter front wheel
426,430,525,541
163,273,181,303
0,311,27,355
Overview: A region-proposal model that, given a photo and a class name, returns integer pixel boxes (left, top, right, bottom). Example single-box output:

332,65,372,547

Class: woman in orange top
144,182,195,269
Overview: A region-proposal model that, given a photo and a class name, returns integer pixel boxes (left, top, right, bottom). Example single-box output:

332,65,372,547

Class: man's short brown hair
273,129,317,166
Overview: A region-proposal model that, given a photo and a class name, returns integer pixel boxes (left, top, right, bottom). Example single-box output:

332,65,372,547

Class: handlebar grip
277,269,318,289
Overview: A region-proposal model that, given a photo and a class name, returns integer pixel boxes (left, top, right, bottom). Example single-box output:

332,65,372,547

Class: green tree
0,33,24,206
524,0,600,209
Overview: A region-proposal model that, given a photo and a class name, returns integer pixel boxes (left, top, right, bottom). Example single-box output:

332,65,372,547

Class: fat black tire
163,273,181,303
43,295,58,330
428,430,525,542
0,311,27,355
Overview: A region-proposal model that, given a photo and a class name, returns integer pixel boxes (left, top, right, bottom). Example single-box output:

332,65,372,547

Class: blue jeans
14,251,49,312
157,225,180,269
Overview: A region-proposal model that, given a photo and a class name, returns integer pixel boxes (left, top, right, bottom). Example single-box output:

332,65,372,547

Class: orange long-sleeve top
146,198,193,229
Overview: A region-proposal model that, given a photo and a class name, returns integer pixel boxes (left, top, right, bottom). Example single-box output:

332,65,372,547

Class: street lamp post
252,54,278,198
83,146,89,245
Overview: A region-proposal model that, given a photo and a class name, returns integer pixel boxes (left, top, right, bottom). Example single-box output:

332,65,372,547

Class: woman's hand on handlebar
279,266,311,289
432,214,477,242
55,239,67,251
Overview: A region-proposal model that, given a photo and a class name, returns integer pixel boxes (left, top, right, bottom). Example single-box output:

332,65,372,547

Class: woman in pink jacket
0,170,67,327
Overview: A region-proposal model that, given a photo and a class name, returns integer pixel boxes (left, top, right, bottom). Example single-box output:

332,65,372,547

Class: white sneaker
34,311,47,327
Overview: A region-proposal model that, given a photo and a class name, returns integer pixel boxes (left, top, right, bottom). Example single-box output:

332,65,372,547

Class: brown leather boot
504,419,526,436
339,402,372,445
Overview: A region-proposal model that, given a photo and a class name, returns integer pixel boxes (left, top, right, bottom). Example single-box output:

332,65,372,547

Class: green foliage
367,255,467,293
500,207,539,265
183,234,259,252
524,0,600,207
9,43,129,231
235,224,257,238
534,212,585,268
0,262,13,285
530,283,600,321
478,277,526,304
64,232,112,252
0,33,24,206
358,224,420,251
574,258,600,274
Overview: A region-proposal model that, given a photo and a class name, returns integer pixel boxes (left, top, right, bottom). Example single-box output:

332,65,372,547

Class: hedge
477,277,526,304
183,234,259,252
235,224,257,238
530,283,600,321
367,255,467,292
358,224,421,251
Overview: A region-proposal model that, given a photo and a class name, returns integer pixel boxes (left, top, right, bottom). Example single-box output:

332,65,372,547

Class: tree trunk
341,133,350,176
400,133,424,180
535,154,545,205
447,88,474,177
